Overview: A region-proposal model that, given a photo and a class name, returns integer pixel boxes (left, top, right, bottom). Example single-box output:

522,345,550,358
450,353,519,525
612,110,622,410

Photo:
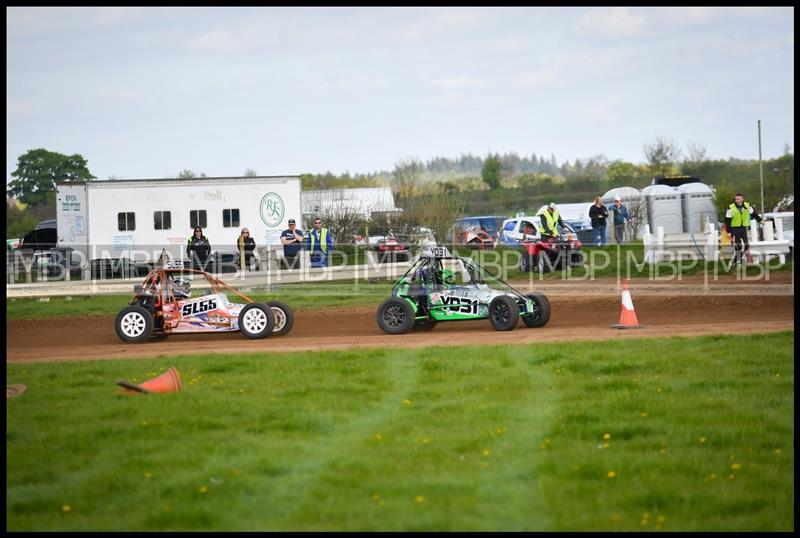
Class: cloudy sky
6,6,794,180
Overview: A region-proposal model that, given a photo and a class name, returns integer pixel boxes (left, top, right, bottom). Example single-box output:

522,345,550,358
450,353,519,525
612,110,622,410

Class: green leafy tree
8,148,95,206
481,154,502,190
6,205,38,239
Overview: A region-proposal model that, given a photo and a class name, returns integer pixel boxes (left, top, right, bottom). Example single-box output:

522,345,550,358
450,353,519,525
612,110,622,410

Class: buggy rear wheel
489,295,519,331
376,297,415,335
238,303,275,339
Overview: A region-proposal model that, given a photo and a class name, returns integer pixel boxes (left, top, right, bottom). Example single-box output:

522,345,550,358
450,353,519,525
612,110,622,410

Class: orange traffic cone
117,367,182,395
611,279,645,329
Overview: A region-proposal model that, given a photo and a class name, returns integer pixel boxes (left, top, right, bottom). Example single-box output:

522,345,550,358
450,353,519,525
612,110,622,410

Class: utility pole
757,120,765,215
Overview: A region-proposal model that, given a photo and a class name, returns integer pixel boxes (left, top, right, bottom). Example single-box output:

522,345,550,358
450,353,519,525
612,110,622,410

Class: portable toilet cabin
601,186,645,239
641,184,683,234
677,182,717,233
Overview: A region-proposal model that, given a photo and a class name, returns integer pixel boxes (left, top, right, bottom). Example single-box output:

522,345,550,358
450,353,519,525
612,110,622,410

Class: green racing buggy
376,247,551,334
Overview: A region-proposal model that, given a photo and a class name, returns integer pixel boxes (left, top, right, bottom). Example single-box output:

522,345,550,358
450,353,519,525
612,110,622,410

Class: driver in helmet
171,275,192,299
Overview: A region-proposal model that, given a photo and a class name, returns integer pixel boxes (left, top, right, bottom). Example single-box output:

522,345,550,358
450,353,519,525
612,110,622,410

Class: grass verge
6,332,794,531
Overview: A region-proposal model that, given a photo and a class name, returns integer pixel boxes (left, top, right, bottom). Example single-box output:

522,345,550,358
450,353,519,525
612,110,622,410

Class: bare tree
625,196,647,241
643,137,682,176
391,187,465,246
307,191,394,244
683,142,707,175
392,158,424,204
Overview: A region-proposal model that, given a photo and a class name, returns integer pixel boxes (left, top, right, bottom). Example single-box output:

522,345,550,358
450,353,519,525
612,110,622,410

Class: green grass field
6,333,794,531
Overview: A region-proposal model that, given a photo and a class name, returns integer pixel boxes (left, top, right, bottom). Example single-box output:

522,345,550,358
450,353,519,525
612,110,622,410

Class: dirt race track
7,288,795,364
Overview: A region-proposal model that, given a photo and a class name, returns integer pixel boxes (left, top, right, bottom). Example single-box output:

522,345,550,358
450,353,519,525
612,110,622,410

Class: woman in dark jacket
187,226,211,268
237,227,256,270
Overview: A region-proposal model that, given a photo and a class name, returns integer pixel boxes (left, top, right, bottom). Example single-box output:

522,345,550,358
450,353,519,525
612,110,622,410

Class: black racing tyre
521,292,551,328
376,297,415,335
115,305,154,343
238,303,275,339
267,301,294,336
489,295,519,331
413,319,438,331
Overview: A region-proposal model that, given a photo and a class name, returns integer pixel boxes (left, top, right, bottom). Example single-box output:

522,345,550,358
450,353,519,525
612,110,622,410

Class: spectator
588,197,609,246
609,197,630,245
307,217,333,268
280,219,304,269
724,193,764,266
187,226,211,270
237,227,256,271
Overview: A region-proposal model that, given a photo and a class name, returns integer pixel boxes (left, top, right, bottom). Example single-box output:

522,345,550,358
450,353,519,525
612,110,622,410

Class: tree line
6,139,795,239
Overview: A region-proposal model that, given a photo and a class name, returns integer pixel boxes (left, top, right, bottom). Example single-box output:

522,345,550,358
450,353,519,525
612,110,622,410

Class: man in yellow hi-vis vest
724,193,764,265
536,203,566,239
307,217,333,268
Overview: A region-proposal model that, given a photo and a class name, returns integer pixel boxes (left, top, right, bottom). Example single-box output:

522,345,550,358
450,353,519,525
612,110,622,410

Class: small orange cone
117,367,182,395
611,279,645,329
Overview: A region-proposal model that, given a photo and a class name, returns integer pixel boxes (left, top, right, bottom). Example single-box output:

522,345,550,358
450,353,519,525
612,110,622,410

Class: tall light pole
758,120,765,215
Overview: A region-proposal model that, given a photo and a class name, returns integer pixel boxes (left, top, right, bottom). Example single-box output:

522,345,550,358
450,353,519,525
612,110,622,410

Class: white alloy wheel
120,311,147,338
242,307,268,333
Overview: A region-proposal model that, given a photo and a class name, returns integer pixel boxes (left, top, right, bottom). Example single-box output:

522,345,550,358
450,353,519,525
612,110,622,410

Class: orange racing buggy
114,267,294,342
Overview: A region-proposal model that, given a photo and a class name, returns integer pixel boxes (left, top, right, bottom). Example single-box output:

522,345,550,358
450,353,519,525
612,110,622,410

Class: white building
301,187,401,223
56,175,301,265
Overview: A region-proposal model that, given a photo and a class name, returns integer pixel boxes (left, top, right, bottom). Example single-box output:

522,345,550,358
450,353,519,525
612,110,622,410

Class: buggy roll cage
392,254,528,302
129,268,257,311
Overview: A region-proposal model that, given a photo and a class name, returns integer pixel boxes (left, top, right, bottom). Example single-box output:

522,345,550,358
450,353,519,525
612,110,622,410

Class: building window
190,210,207,229
118,212,135,231
154,211,172,230
223,208,240,228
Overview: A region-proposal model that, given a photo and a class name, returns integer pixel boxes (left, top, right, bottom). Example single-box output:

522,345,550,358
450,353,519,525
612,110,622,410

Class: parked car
451,216,506,249
498,216,541,245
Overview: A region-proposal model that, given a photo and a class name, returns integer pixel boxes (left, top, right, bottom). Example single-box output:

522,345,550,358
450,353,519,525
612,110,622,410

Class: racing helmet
172,277,192,298
441,269,456,285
